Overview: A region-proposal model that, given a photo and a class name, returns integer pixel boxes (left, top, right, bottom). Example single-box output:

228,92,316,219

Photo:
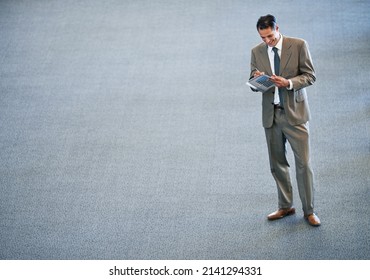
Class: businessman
249,14,321,226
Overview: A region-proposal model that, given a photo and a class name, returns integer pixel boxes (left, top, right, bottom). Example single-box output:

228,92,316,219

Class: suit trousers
264,108,314,215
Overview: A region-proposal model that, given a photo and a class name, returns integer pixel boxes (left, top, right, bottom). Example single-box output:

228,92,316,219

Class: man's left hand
269,75,290,88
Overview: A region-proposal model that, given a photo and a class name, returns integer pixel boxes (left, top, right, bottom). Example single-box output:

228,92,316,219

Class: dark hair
256,14,277,30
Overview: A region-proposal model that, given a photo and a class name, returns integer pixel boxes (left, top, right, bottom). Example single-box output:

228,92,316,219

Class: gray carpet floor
0,0,369,260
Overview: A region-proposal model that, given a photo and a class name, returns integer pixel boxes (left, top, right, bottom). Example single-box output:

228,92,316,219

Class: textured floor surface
0,0,369,259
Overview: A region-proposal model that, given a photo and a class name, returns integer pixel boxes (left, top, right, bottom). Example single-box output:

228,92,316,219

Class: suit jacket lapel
280,37,292,75
259,45,273,75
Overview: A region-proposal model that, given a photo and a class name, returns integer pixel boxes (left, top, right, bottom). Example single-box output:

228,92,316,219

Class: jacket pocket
295,88,307,102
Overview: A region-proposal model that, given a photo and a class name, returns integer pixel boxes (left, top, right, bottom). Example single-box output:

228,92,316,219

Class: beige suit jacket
250,36,316,128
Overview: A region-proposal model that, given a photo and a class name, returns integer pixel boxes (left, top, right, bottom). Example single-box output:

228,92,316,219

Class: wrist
286,79,293,90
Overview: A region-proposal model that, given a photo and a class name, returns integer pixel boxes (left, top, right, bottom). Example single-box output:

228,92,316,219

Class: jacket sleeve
290,40,316,90
249,49,260,92
250,49,258,79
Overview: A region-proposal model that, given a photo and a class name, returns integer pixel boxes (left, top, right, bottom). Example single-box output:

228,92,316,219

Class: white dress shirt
267,35,293,105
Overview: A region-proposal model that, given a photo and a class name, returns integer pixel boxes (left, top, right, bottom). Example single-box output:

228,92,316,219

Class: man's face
258,26,280,47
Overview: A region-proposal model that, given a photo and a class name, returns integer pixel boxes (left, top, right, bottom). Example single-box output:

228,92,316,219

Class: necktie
273,47,283,107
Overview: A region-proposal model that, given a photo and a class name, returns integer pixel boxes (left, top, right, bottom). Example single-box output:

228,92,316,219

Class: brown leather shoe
267,207,296,220
304,213,321,226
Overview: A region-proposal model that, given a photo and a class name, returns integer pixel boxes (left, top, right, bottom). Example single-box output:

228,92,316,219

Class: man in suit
249,14,321,226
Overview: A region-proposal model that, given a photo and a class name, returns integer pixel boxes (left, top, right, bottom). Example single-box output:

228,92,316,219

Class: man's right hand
253,70,265,77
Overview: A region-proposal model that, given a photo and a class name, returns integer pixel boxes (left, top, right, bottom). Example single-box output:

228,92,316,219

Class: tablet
246,74,275,92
